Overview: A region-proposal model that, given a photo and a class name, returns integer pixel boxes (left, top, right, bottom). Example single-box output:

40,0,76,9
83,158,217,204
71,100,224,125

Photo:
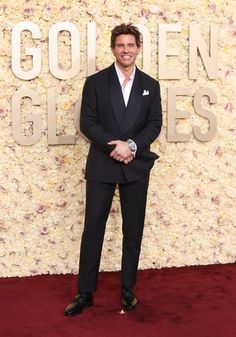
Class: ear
111,47,115,56
137,44,142,54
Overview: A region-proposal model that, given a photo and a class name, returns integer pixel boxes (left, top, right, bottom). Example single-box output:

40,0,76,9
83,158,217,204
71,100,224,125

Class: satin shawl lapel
119,69,143,136
109,65,126,125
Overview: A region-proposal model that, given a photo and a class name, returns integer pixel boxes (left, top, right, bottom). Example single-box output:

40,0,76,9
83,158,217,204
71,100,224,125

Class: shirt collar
114,62,136,82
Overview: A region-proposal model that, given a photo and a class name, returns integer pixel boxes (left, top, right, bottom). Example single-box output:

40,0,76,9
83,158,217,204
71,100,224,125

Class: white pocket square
142,90,149,96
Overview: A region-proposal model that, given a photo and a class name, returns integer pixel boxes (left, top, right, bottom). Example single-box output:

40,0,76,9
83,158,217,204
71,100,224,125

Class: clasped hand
108,140,134,164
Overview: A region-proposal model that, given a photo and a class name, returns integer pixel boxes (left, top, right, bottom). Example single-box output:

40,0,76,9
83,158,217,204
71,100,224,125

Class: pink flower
24,213,31,220
224,70,231,77
209,178,217,182
176,10,182,17
228,16,234,25
0,186,6,193
209,3,217,12
224,102,233,112
0,108,7,118
56,201,67,208
140,9,148,18
194,189,204,197
57,183,65,192
215,146,223,157
24,8,34,15
60,85,69,95
44,4,51,11
156,209,163,219
54,156,64,166
41,227,48,235
211,196,220,205
36,204,46,214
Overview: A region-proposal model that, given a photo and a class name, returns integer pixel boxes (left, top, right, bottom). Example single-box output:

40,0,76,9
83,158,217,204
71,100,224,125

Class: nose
123,45,129,53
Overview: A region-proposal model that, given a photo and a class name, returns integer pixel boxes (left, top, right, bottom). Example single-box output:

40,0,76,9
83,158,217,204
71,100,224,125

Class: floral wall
0,0,235,277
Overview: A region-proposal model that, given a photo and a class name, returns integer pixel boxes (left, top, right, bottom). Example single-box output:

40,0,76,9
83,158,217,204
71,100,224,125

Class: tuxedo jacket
80,63,163,183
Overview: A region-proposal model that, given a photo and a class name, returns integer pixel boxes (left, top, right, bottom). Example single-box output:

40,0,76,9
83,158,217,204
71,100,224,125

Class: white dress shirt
114,62,136,107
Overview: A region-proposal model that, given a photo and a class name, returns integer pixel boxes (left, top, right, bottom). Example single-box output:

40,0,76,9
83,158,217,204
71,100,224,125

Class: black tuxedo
80,64,162,183
78,64,162,292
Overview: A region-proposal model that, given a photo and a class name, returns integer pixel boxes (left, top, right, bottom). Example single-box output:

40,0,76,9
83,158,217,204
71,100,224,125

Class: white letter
47,87,76,144
49,22,80,79
189,24,218,79
87,22,96,76
12,87,42,145
136,24,151,74
158,24,181,79
193,88,217,141
167,87,192,142
11,21,41,80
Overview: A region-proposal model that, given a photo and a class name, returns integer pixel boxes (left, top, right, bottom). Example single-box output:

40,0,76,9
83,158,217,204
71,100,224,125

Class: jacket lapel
109,64,144,134
109,65,126,125
119,68,143,136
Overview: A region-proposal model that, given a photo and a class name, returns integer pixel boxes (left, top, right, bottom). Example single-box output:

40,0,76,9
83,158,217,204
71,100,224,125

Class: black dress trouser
78,174,150,293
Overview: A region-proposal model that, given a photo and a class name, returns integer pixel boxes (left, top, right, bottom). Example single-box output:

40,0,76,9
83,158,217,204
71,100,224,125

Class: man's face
111,34,140,69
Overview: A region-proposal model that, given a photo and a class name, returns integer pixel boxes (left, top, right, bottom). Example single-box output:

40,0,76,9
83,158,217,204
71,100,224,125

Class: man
65,23,162,316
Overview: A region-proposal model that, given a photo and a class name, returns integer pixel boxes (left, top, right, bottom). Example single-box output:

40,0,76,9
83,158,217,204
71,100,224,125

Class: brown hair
110,23,141,48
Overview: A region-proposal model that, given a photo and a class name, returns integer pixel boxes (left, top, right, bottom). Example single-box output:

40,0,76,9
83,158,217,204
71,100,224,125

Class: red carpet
0,263,236,337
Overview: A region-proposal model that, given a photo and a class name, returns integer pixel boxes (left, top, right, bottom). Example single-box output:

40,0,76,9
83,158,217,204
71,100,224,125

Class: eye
115,43,137,49
116,44,124,49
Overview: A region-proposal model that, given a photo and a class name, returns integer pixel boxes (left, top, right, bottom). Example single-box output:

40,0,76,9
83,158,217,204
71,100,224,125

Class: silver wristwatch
127,139,137,157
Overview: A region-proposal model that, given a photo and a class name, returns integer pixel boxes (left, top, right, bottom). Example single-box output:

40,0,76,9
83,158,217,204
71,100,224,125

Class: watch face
131,144,136,151
128,141,135,151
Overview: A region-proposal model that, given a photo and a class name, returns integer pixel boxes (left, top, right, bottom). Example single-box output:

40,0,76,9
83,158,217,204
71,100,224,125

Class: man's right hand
108,140,134,164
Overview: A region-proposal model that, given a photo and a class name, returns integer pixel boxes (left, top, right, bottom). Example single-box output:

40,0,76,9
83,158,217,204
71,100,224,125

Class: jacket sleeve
132,81,163,157
80,77,115,154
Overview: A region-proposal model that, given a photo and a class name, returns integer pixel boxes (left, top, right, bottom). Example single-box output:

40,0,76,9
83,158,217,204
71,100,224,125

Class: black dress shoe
64,292,93,317
121,288,138,310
